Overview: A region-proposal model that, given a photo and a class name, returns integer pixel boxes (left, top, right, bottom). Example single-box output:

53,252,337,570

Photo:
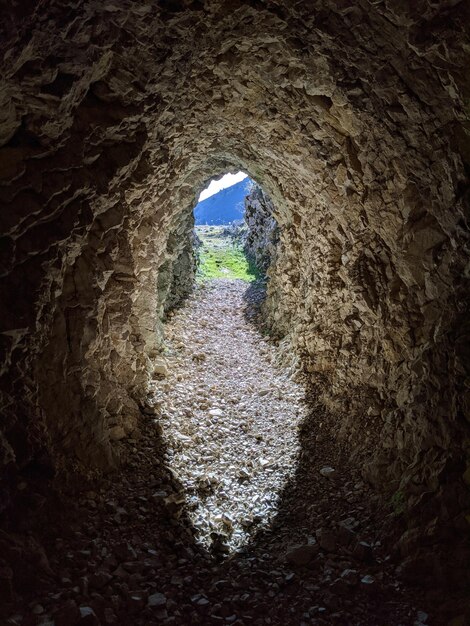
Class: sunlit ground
196,225,260,282
155,269,305,555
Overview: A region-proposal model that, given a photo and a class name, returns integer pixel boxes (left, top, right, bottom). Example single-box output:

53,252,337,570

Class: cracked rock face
0,0,469,548
244,184,279,272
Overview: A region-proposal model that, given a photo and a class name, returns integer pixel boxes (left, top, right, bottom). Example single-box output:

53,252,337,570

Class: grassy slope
196,226,259,282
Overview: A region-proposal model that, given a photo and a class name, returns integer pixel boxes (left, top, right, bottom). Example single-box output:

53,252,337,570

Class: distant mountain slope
194,178,253,225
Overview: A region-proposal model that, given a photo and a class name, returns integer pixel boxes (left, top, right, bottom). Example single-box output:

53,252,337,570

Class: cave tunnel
0,1,470,624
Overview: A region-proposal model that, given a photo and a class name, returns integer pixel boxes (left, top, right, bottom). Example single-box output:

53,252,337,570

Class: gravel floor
156,279,306,553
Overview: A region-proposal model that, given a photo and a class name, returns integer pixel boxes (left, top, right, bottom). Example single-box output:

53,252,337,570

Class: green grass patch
198,245,259,281
196,226,260,282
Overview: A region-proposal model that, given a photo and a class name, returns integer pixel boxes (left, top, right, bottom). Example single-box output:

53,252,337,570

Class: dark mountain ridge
194,178,252,225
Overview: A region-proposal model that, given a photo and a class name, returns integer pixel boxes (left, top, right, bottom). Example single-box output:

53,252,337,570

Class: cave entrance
151,173,301,554
193,171,257,282
191,171,280,284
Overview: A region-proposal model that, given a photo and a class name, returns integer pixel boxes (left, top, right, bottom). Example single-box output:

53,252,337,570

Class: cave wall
159,208,198,318
244,184,279,272
0,0,469,535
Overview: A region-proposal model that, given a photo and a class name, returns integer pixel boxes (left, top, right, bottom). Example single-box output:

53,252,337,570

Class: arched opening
194,171,256,281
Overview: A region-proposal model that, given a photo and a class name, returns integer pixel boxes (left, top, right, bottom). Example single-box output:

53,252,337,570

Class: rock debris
155,279,305,553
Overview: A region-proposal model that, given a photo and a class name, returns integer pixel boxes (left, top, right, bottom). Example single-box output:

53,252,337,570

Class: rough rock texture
0,0,470,595
244,184,279,271
158,280,306,553
158,208,198,318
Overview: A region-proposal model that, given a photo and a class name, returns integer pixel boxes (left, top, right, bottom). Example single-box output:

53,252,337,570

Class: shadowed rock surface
244,185,279,271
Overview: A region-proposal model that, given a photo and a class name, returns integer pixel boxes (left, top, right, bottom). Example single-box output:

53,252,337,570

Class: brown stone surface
244,184,279,271
0,0,469,615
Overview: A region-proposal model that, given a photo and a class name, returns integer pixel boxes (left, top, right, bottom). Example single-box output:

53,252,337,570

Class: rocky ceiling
0,0,469,577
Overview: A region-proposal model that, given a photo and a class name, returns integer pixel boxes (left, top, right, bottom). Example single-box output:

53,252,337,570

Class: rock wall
244,184,279,272
158,208,198,319
0,0,469,568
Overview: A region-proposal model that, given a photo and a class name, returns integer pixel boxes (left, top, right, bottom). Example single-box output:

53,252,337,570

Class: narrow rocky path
155,280,305,553
5,280,432,626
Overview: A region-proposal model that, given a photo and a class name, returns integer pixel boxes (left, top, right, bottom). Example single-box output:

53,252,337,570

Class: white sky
198,171,248,202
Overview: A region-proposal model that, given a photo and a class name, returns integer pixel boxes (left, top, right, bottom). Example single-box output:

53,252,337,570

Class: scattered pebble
157,281,306,552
